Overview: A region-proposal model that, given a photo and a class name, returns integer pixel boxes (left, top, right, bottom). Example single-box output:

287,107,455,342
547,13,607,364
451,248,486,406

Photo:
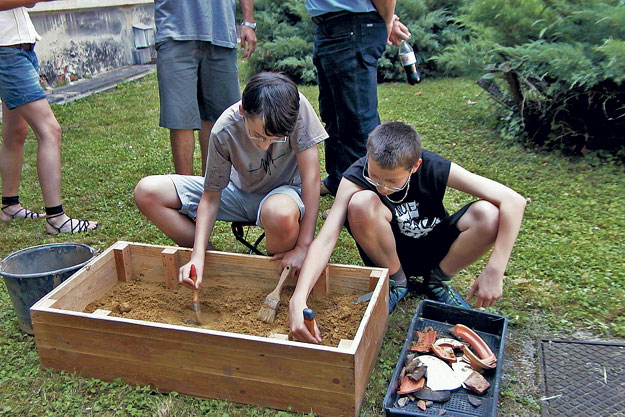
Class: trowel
354,291,373,303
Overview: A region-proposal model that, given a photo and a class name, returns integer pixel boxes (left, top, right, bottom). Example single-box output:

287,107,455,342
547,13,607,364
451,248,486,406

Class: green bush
436,0,625,161
245,0,469,84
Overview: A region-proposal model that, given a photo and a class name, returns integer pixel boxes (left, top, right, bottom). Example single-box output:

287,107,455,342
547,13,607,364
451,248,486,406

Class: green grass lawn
0,74,623,416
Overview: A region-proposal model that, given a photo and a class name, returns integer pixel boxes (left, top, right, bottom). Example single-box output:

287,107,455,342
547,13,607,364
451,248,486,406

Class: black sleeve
342,156,375,191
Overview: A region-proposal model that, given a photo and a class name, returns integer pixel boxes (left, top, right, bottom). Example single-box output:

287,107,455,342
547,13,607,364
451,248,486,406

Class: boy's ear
411,158,423,174
238,104,244,116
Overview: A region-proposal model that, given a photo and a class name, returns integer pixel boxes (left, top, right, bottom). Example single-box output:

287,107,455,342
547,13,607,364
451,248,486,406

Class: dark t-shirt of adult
343,150,465,276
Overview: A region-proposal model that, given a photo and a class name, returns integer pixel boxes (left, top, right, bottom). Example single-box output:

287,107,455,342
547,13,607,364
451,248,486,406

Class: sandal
1,204,45,221
46,212,99,234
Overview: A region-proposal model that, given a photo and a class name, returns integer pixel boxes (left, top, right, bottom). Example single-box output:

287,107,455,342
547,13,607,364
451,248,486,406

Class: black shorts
349,202,475,277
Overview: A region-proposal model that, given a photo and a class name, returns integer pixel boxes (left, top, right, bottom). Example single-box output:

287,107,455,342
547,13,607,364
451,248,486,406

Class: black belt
311,10,352,25
3,43,34,51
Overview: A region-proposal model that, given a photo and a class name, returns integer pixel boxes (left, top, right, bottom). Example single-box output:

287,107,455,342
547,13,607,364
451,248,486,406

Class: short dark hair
366,122,422,170
241,72,300,137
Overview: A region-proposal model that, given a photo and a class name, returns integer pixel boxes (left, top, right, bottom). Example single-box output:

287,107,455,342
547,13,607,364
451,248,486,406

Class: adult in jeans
155,0,257,175
0,1,98,234
307,0,411,196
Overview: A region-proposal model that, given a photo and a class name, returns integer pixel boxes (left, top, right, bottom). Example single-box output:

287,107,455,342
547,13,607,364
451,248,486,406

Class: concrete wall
29,1,154,86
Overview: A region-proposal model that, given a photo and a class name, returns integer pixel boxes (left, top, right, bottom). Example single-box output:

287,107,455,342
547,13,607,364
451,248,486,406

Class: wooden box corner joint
113,243,133,282
161,248,180,290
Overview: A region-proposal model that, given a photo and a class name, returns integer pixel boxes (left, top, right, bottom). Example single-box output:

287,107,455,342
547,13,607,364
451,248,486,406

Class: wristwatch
241,21,257,31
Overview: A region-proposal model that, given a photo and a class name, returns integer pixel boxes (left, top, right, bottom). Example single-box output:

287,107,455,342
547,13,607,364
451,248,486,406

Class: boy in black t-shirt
289,121,526,344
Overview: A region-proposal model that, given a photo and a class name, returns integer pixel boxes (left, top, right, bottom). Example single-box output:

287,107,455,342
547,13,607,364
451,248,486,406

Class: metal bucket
0,243,98,334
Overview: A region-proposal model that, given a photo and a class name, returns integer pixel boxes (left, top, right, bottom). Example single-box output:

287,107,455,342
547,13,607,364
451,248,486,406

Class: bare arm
271,145,321,274
0,0,53,10
178,190,221,289
289,179,363,343
239,0,256,58
447,163,526,307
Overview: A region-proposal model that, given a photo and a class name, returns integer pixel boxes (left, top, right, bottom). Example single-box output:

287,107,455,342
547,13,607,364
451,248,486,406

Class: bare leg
170,129,195,175
438,200,499,275
4,99,96,231
0,103,45,220
134,175,197,247
199,120,215,176
260,193,300,255
347,190,402,275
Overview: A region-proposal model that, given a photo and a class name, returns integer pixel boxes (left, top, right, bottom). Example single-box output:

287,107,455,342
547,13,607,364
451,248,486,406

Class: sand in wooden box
31,241,390,417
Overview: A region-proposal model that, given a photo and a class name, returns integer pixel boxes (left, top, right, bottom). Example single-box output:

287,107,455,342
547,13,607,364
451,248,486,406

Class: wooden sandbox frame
31,241,389,417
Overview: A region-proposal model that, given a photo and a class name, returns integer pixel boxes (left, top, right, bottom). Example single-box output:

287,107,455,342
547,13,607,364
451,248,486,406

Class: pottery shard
463,371,491,395
417,400,427,411
410,328,437,353
467,395,483,407
431,344,456,363
407,366,426,382
397,396,410,407
397,376,425,394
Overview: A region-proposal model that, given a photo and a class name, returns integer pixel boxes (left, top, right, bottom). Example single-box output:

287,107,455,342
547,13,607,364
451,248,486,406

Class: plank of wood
32,310,355,369
312,265,330,297
160,248,180,290
37,346,356,417
338,339,353,351
268,333,289,340
113,242,133,282
92,309,111,316
122,242,376,294
41,254,118,312
369,268,385,292
33,318,356,393
352,268,389,412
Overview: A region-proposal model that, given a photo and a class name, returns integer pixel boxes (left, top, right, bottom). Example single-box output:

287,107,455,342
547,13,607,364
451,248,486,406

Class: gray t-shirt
204,93,328,194
305,0,376,17
154,0,237,48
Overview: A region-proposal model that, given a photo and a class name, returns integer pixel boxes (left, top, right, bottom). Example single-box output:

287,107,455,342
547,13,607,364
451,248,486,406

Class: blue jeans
312,12,387,194
0,46,46,109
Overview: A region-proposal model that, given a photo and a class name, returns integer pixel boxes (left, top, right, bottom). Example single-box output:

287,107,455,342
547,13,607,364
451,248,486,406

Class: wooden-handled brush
190,264,202,324
303,308,316,335
258,265,291,323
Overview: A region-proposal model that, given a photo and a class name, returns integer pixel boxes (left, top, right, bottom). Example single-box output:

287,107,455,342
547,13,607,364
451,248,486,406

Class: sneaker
389,279,408,313
425,276,470,309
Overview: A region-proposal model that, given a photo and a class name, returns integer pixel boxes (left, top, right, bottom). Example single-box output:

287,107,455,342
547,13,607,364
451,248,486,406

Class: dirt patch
84,280,368,347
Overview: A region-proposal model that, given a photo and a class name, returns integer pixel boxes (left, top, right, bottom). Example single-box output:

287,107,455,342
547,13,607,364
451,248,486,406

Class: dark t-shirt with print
342,150,461,275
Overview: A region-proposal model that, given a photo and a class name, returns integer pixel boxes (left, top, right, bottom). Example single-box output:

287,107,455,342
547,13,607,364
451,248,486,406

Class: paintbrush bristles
258,266,291,323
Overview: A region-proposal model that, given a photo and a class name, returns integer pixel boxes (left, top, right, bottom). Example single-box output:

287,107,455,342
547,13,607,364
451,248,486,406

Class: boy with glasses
288,122,526,344
134,73,327,285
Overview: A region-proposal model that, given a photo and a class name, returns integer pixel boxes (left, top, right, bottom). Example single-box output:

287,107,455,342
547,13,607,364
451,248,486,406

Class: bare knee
467,200,499,242
3,123,29,147
38,118,62,147
347,190,380,232
261,205,300,239
134,176,170,213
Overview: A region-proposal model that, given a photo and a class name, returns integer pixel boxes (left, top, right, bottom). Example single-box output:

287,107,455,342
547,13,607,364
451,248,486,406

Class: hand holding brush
189,264,203,324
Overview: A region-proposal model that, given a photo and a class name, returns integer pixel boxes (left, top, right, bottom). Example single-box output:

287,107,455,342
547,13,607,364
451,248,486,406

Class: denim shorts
156,40,241,129
169,175,304,227
0,46,46,109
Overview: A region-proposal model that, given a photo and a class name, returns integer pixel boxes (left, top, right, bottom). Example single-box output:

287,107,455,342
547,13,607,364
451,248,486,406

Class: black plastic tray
383,300,508,417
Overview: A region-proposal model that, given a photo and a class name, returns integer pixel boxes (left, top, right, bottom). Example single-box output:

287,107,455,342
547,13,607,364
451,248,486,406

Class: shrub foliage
437,0,625,161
